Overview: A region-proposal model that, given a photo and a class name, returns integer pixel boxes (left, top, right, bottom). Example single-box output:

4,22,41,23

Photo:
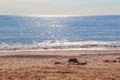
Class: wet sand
0,50,120,80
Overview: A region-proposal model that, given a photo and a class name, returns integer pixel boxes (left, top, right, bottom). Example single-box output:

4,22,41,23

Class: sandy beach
0,50,120,80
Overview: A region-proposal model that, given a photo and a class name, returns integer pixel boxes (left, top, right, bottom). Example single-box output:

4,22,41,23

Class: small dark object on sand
55,62,61,64
119,60,120,63
103,59,110,62
79,62,87,65
68,58,87,65
111,60,117,63
68,58,80,65
117,57,120,59
68,58,79,63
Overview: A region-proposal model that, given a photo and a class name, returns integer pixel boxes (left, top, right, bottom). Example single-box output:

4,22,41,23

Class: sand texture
0,50,120,80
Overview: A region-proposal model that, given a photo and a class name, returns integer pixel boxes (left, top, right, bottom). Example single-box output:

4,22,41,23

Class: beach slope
0,50,120,80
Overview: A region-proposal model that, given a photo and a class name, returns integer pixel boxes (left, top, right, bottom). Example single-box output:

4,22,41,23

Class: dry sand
0,50,120,80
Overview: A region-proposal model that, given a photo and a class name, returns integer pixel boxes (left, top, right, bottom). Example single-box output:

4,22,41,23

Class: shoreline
1,49,120,56
0,41,120,52
1,49,120,53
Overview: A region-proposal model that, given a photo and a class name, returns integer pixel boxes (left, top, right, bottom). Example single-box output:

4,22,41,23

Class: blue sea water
0,15,120,51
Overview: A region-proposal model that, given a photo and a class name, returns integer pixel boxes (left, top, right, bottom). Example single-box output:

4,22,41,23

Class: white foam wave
0,41,120,52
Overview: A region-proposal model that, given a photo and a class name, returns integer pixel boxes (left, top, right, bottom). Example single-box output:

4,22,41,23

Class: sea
0,15,120,52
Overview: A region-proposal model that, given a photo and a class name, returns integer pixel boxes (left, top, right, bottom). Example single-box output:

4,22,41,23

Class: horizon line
0,14,120,17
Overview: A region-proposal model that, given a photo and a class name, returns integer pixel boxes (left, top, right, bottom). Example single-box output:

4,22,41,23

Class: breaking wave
0,41,120,52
